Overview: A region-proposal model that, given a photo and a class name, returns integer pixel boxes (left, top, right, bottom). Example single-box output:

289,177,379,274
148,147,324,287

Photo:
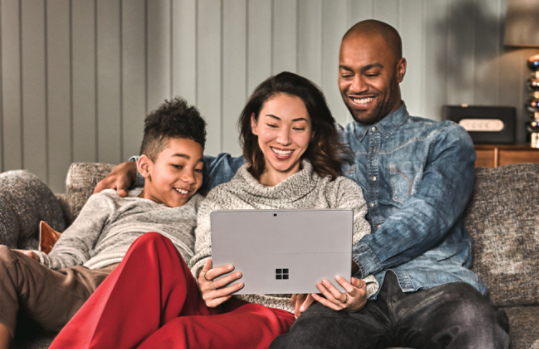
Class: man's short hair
140,97,207,161
343,19,402,60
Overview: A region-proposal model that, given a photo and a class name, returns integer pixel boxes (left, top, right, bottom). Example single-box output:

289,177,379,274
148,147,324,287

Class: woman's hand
198,259,244,308
312,276,367,312
290,293,315,319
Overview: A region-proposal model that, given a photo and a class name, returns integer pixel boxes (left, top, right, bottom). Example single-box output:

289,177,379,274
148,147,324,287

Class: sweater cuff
33,251,51,268
352,242,382,279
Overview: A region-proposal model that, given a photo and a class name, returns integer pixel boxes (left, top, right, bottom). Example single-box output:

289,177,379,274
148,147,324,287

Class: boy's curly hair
140,97,207,161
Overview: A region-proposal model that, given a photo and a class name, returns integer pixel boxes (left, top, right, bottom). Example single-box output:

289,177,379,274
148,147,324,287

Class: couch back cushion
464,163,539,307
64,162,116,225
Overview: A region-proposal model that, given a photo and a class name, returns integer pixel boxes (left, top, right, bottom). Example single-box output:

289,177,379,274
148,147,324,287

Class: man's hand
93,161,137,197
14,249,39,261
198,259,244,308
312,276,367,313
290,293,315,319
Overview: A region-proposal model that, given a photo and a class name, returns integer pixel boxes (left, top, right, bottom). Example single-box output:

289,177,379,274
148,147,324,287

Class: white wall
1,0,538,192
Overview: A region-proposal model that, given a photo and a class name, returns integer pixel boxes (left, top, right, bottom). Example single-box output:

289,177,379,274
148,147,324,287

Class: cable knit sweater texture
189,160,379,314
34,189,203,270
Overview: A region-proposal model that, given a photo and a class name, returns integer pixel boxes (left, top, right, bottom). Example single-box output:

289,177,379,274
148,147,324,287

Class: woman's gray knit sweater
35,189,203,270
189,160,379,314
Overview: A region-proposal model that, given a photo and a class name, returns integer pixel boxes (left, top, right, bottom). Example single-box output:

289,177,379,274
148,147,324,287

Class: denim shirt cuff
128,156,145,188
352,242,382,279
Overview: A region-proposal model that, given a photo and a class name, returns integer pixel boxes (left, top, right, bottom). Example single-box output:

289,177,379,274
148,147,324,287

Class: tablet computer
210,209,352,294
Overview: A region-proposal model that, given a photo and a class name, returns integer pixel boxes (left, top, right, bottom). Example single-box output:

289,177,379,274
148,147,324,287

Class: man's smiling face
338,32,406,125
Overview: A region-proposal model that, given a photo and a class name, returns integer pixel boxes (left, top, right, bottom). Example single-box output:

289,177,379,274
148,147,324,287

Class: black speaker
442,105,516,144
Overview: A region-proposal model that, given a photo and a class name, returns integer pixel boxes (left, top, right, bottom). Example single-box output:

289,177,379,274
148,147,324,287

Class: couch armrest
64,162,116,225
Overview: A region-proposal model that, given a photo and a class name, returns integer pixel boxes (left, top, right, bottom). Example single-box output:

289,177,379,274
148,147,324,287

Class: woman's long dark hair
239,72,353,180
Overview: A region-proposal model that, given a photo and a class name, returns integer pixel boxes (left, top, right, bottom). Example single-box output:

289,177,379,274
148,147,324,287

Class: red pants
49,233,294,349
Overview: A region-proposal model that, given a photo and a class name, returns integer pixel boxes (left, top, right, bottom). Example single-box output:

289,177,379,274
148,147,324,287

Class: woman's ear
251,114,258,136
137,155,152,179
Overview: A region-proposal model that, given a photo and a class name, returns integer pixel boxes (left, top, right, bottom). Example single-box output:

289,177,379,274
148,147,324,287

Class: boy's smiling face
138,137,203,207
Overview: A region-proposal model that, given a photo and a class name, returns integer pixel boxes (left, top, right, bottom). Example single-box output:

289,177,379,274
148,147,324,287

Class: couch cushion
64,162,116,225
0,170,65,249
464,163,539,307
501,306,539,349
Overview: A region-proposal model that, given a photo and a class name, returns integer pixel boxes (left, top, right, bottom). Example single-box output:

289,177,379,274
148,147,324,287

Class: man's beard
347,79,401,125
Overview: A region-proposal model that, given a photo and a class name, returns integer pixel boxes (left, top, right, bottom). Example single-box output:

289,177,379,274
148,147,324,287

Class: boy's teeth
351,97,374,104
272,148,293,156
175,188,188,194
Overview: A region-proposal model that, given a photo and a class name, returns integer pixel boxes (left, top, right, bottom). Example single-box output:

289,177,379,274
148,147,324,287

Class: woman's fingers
314,276,368,312
198,259,243,308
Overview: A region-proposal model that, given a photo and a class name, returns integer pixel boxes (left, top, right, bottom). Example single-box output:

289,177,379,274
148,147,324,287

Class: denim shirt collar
353,102,409,142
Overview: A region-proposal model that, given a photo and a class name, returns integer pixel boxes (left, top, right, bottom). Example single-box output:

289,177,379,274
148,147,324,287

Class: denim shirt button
371,127,376,132
369,203,374,208
376,225,381,229
371,176,377,181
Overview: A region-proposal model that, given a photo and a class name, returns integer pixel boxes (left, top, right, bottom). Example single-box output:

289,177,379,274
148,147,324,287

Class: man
97,20,510,348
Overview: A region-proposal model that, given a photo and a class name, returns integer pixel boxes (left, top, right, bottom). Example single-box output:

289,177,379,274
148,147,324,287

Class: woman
49,72,378,349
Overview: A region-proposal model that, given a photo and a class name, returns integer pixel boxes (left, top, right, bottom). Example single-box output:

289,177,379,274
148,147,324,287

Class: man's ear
137,155,152,179
396,57,407,83
251,114,258,136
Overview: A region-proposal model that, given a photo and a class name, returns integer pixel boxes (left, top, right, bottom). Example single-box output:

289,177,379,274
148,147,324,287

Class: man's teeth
272,148,293,156
351,97,374,104
175,188,188,195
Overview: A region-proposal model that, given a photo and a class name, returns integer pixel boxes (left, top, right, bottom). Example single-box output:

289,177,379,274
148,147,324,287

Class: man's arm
353,125,476,278
94,154,246,196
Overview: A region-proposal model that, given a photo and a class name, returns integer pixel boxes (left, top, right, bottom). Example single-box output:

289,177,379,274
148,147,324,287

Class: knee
0,245,16,265
136,232,170,246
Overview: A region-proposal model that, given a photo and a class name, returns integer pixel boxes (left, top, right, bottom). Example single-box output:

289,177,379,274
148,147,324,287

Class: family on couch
0,19,510,348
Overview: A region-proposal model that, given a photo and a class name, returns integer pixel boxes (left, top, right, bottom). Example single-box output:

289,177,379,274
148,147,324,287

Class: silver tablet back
210,209,352,294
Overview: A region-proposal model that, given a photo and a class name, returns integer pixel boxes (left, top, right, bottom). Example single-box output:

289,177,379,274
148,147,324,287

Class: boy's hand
94,161,137,197
198,259,244,308
14,250,39,261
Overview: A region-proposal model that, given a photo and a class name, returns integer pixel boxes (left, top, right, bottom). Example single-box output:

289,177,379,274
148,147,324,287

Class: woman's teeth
351,97,374,104
272,148,293,156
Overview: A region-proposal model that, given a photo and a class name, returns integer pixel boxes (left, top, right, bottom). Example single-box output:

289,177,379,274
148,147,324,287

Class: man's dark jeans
271,272,510,349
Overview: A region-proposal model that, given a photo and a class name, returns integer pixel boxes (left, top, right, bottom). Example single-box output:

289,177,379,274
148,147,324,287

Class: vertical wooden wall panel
1,0,23,171
72,0,97,163
46,0,72,193
247,0,272,95
121,0,146,161
272,0,297,74
197,0,222,154
322,0,349,126
424,0,449,121
21,0,47,182
399,0,424,117
172,0,197,104
96,0,121,164
298,0,322,86
147,0,171,112
222,0,246,156
473,0,501,105
446,0,476,105
374,0,399,29
351,0,374,24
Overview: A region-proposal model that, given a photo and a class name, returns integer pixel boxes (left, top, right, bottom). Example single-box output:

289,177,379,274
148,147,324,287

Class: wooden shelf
474,144,539,168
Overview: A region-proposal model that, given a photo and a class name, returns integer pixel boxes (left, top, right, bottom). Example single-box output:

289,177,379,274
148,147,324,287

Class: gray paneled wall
1,0,538,192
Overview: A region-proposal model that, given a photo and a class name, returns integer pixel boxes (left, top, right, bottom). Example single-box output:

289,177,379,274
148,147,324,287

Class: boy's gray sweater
189,160,378,314
35,189,203,270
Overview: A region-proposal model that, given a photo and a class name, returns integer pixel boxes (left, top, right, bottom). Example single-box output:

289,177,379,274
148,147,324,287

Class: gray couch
2,162,539,348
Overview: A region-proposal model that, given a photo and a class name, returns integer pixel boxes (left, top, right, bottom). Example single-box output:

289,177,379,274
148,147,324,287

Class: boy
0,97,206,348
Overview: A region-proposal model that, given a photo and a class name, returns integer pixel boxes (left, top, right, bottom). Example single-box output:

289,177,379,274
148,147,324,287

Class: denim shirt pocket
390,161,422,204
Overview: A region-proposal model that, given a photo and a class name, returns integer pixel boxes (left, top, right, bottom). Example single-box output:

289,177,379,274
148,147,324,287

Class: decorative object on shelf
443,105,515,144
504,0,539,147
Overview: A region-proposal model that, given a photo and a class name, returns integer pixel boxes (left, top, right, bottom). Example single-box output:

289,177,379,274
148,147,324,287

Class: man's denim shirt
132,103,486,298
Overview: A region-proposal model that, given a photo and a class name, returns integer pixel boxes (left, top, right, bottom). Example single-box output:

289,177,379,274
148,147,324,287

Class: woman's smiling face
251,93,312,186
